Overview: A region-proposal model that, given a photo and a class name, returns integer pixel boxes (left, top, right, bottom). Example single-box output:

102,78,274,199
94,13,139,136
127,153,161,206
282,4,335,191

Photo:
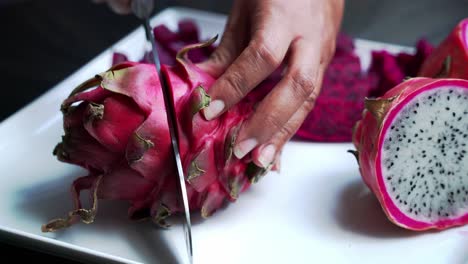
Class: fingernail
234,138,258,159
272,156,281,173
204,100,225,120
258,144,276,168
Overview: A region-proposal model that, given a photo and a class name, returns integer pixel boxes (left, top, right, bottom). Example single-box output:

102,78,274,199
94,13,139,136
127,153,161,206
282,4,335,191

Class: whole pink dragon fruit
419,18,468,79
42,37,273,232
352,77,468,230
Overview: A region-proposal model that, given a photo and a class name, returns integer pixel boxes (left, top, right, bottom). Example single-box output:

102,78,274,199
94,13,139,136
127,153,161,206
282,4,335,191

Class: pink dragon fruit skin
419,18,468,79
352,78,468,230
42,38,270,232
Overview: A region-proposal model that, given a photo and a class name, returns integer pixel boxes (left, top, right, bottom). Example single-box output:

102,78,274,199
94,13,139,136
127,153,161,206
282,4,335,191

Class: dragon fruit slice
42,37,273,232
352,77,468,230
419,18,468,79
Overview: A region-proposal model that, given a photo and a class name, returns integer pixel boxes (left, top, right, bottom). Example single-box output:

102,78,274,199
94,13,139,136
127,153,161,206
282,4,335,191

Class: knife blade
131,1,193,263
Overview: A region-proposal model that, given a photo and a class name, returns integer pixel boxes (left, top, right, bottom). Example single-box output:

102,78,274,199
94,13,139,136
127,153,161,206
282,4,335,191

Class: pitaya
352,77,468,230
295,34,374,142
367,39,434,98
296,36,433,142
117,20,438,143
42,37,273,232
419,18,468,79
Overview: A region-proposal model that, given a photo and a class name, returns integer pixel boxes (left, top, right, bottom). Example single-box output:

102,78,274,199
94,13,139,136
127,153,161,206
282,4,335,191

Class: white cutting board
0,7,466,264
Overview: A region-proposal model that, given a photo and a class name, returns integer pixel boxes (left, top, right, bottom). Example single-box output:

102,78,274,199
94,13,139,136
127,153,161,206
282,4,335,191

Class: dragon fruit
352,77,468,230
367,39,434,98
115,20,438,143
419,18,468,79
42,37,273,232
296,36,434,142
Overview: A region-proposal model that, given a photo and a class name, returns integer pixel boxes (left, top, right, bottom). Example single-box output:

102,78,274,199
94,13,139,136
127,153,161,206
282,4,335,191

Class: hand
93,0,132,14
199,0,344,168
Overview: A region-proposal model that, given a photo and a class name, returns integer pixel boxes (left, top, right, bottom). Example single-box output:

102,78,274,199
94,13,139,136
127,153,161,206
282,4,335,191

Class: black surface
0,241,84,264
1,0,466,263
1,0,141,123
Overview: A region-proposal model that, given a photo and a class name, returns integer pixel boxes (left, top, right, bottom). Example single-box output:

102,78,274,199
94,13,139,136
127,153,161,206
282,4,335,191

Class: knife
131,1,193,263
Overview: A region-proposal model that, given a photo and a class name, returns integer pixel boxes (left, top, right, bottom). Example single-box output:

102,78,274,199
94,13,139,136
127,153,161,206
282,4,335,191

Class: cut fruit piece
352,78,468,230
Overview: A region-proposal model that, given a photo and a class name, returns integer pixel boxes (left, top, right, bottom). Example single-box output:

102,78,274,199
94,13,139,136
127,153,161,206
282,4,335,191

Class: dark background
0,0,466,263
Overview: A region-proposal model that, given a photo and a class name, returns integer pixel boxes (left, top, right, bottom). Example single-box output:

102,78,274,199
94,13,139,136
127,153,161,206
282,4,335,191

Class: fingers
233,37,325,160
251,61,327,169
250,91,320,168
202,28,291,121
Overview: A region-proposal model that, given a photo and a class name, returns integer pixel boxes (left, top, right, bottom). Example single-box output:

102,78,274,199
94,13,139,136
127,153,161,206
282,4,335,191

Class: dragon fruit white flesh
352,77,468,230
42,37,275,232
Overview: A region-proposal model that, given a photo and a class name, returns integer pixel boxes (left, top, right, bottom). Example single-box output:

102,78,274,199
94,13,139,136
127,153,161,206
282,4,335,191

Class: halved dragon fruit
42,37,272,232
352,78,468,230
419,18,468,79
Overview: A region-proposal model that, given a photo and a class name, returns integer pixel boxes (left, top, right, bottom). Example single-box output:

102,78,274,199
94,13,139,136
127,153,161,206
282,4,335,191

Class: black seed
446,107,450,111
431,121,434,125
440,183,445,189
